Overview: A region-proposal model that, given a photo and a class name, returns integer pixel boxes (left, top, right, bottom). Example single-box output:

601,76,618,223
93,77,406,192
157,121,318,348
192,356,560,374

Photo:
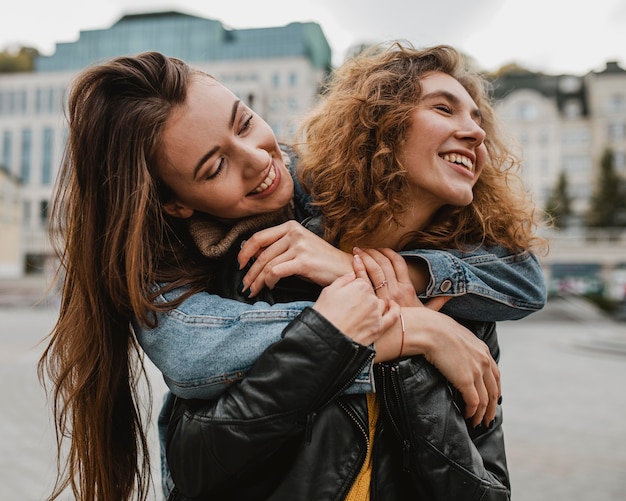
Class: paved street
1,278,625,500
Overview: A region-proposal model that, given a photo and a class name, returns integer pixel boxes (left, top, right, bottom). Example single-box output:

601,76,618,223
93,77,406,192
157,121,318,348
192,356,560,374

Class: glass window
35,88,43,114
607,94,625,114
608,123,626,141
42,128,53,185
289,72,297,87
2,130,11,171
20,128,31,183
40,199,49,227
517,101,537,121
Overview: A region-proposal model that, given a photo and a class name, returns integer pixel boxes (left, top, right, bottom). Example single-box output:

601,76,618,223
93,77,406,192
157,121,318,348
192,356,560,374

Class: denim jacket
135,146,546,400
134,245,545,401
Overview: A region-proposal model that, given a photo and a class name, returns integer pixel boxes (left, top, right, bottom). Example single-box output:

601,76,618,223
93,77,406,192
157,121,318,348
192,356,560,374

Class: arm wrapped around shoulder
166,307,375,499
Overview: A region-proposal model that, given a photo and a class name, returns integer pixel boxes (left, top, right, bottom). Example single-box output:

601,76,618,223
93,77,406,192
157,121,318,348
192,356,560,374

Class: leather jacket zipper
304,351,374,447
337,399,369,495
380,363,411,472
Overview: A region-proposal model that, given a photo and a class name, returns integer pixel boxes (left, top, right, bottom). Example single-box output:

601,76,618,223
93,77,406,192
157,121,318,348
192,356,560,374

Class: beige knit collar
187,204,294,260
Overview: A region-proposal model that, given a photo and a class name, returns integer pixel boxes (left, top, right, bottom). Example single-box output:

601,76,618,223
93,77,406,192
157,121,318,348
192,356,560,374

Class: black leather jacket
165,269,511,500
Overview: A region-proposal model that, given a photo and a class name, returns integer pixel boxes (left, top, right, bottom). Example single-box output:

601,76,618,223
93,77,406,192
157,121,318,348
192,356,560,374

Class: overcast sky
2,0,625,74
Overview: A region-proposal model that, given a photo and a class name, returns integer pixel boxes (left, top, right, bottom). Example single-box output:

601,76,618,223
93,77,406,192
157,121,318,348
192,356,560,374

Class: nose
240,142,271,178
457,115,486,145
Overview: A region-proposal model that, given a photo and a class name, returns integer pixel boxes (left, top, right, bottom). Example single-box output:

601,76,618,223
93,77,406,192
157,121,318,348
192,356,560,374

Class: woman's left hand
238,221,353,297
354,247,450,311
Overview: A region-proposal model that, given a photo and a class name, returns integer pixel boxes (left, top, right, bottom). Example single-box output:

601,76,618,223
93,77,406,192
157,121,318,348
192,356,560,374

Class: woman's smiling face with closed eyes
158,74,293,220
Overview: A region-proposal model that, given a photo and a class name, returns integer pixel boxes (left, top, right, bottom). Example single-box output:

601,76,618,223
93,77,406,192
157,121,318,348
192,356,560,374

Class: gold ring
374,280,388,291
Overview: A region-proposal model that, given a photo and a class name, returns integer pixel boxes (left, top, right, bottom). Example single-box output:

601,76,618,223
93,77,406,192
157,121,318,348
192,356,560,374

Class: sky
1,0,625,75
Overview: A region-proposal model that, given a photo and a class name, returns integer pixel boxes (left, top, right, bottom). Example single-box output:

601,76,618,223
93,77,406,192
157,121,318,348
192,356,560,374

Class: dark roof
490,71,589,116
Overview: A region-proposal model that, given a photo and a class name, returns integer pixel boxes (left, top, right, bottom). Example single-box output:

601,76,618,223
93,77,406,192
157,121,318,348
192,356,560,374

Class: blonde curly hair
297,42,545,253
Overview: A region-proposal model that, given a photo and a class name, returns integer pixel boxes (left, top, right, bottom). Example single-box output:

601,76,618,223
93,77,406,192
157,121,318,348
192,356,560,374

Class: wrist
400,307,436,358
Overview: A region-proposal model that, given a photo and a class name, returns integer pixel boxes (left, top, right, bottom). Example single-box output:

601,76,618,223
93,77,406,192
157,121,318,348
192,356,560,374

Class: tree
586,148,626,227
0,46,38,73
545,170,572,228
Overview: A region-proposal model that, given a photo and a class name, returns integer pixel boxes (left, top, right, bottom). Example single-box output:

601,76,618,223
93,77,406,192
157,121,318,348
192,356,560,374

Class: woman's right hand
312,254,399,348
354,247,500,427
401,307,501,428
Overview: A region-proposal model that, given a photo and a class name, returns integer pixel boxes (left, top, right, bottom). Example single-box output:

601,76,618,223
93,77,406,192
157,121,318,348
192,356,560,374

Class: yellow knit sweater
344,394,380,500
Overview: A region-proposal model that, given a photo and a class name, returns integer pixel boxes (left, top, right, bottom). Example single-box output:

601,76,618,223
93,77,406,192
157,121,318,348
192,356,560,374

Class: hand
312,254,399,347
238,221,353,297
353,247,423,307
402,307,501,428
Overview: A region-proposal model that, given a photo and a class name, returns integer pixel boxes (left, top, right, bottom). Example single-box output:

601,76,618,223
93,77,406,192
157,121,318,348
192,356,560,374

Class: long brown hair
38,52,213,501
297,42,545,253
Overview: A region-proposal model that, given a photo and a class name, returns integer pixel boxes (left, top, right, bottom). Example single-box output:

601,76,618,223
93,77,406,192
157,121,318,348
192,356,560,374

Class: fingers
352,247,389,298
352,252,368,281
356,248,421,307
238,224,289,269
464,351,501,428
482,360,501,427
424,296,451,312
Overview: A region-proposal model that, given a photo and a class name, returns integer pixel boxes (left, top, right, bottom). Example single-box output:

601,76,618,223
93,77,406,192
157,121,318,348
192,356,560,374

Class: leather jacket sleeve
376,321,510,501
166,307,374,499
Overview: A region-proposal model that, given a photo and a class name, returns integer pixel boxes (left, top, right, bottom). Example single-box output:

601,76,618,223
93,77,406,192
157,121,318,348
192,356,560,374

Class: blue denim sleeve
399,246,547,321
134,288,374,400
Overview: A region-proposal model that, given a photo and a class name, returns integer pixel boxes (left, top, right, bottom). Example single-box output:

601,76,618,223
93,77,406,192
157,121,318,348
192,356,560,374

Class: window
40,199,49,227
289,72,298,87
608,123,626,141
2,130,11,171
272,73,280,88
20,128,32,183
42,128,53,185
607,94,625,114
563,99,582,119
516,101,538,121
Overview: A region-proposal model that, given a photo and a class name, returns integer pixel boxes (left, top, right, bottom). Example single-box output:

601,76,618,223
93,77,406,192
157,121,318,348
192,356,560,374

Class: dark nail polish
497,396,503,405
237,282,245,294
242,287,251,298
488,419,495,429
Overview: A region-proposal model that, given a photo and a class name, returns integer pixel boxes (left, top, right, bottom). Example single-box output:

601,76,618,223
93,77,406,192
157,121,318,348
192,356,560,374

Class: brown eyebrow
230,99,241,128
192,100,242,179
421,90,482,122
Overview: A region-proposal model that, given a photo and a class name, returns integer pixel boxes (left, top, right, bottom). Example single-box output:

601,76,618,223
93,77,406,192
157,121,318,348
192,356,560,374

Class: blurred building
492,61,626,227
0,163,21,278
0,11,332,276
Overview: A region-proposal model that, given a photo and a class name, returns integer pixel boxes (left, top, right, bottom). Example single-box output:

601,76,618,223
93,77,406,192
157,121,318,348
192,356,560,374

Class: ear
163,199,194,219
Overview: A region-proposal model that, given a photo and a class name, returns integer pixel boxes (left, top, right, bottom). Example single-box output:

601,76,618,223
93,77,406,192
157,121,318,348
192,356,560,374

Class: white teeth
252,166,276,193
442,153,473,171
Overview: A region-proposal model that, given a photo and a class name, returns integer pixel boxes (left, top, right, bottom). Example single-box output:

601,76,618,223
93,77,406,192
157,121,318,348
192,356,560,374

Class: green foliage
0,46,38,73
586,148,626,227
545,170,572,228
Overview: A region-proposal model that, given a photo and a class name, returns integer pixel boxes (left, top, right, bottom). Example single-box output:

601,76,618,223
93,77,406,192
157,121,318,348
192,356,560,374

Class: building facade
0,164,21,278
492,61,626,227
0,11,332,276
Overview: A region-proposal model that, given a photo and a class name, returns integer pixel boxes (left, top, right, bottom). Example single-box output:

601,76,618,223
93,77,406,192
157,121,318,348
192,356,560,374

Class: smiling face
399,71,487,220
157,74,293,220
